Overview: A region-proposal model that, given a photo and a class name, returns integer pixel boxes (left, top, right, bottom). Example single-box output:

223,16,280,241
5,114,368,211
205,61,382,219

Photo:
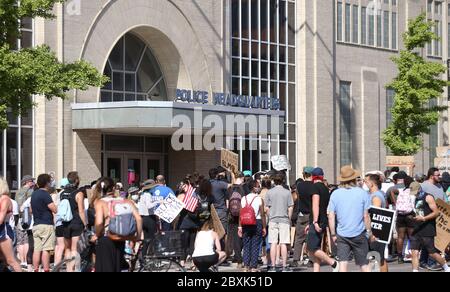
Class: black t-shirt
314,182,331,226
296,181,315,215
413,194,436,237
210,179,229,212
60,186,83,227
30,189,54,226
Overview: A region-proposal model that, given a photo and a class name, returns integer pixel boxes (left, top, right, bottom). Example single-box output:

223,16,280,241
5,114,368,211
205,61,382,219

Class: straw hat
337,165,361,183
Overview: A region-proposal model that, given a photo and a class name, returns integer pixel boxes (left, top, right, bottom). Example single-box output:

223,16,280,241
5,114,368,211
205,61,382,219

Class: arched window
100,33,167,102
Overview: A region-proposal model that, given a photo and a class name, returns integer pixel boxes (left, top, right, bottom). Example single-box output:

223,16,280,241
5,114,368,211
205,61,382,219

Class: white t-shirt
241,193,262,220
192,230,215,257
19,197,34,230
9,199,19,228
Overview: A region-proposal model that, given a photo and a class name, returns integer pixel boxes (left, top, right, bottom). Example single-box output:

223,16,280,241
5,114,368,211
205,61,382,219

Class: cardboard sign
435,199,450,252
385,156,415,166
155,194,185,224
369,207,397,244
271,155,291,171
221,148,239,174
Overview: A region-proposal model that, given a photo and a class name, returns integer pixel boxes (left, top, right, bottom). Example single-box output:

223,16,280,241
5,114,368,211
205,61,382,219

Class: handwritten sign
271,155,291,171
435,199,450,252
386,156,415,165
221,148,239,174
369,207,396,244
155,194,186,224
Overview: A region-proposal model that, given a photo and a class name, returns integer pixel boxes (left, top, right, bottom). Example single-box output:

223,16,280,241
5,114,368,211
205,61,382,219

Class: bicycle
127,231,187,272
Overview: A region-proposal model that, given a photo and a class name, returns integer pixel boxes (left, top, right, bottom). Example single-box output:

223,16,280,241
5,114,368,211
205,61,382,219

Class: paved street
215,260,450,273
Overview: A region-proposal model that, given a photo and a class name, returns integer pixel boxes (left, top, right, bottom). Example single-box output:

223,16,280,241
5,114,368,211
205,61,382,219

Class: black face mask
218,175,226,181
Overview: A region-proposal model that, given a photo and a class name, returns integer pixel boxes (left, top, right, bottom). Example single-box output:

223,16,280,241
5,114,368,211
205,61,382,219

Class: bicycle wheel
139,258,186,272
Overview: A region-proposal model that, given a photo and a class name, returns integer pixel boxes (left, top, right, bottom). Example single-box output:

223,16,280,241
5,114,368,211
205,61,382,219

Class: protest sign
369,206,396,244
155,194,185,224
221,148,239,174
435,199,450,252
271,155,291,171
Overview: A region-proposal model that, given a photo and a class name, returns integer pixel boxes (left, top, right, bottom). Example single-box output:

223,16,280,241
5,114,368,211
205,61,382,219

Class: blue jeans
242,220,263,269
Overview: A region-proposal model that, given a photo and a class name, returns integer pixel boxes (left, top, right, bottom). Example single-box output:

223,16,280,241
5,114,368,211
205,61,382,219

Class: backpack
229,188,243,217
21,206,32,230
396,188,414,215
240,196,257,226
197,196,211,223
57,193,74,223
108,198,137,240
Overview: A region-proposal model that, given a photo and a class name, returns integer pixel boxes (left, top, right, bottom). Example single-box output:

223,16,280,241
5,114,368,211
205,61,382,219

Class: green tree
0,0,108,130
383,13,449,156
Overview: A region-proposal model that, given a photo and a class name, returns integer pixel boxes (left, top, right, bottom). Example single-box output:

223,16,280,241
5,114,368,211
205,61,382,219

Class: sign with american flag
183,184,198,213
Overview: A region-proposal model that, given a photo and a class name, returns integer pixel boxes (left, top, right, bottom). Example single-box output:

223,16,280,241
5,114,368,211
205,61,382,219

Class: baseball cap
303,167,314,174
142,179,157,191
243,170,252,177
312,168,324,176
128,186,140,194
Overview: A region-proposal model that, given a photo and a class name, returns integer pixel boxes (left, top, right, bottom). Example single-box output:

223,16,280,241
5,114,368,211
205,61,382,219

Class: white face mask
131,194,139,201
362,184,369,192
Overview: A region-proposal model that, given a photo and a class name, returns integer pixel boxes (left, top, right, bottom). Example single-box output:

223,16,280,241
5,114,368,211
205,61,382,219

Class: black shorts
193,253,219,273
306,223,325,252
336,233,369,266
55,225,64,238
396,213,416,229
369,241,386,265
62,224,84,239
410,236,439,254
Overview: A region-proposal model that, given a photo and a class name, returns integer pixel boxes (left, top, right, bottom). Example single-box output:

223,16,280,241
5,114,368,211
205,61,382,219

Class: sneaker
419,263,429,270
219,261,231,267
282,266,293,272
332,261,340,273
267,267,277,273
290,261,300,268
427,264,443,271
398,258,404,264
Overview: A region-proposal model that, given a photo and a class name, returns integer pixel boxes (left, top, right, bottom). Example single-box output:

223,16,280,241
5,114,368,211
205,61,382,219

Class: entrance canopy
71,101,285,136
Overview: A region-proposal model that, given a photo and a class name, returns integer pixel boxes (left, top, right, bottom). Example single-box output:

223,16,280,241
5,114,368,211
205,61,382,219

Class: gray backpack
107,199,137,240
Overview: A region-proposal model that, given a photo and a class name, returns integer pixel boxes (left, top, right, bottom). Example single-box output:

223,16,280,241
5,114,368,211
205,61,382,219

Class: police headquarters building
1,0,449,189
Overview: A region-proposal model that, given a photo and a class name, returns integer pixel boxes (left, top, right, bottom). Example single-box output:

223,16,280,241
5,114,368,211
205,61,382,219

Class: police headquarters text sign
175,88,281,110
369,207,396,244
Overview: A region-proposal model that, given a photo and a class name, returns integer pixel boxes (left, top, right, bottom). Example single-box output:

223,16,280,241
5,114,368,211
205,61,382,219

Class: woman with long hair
0,178,22,272
94,177,142,272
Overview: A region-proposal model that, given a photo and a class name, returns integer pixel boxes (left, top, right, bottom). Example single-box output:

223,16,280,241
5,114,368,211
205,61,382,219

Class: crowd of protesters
0,164,449,272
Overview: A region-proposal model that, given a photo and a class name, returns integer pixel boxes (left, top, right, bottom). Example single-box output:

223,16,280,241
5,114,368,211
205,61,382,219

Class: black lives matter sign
369,207,397,244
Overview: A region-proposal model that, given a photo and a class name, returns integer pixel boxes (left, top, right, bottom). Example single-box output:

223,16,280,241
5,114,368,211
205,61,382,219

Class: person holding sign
365,174,389,272
410,188,450,273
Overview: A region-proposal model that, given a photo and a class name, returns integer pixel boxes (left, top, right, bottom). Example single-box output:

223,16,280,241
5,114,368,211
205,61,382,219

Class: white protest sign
271,155,291,171
155,194,186,223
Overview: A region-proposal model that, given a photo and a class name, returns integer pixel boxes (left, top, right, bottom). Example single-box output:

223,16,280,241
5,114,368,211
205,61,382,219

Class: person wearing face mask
209,167,235,255
365,174,389,272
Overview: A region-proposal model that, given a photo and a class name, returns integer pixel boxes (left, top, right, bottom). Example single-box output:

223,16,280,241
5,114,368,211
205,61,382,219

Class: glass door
125,155,142,188
105,155,123,184
145,155,164,181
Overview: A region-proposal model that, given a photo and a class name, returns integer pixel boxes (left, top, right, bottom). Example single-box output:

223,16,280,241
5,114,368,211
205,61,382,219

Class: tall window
345,3,351,42
383,11,389,48
337,2,343,41
100,33,167,102
232,0,297,182
336,0,397,50
352,5,359,43
386,88,395,127
340,81,352,167
361,6,367,45
427,0,443,57
392,12,397,49
3,17,34,189
429,99,438,165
